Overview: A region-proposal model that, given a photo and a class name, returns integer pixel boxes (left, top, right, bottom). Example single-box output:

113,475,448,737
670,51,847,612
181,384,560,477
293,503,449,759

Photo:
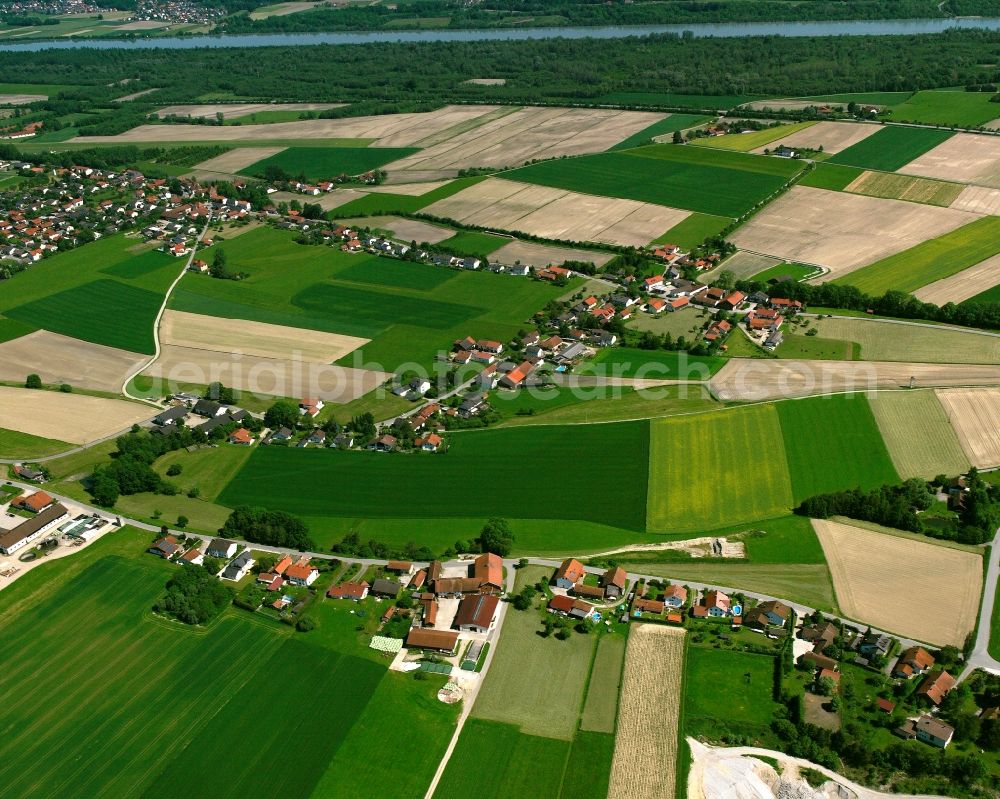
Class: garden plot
751,121,880,155
74,105,498,144
950,185,1000,215
710,359,1000,401
813,518,980,646
936,388,1000,468
192,147,285,174
385,106,664,172
729,186,979,280
492,240,616,269
608,625,685,799
0,330,146,393
0,386,151,444
155,103,341,120
142,344,389,404
900,133,1000,189
915,253,1000,305
424,178,688,247
159,310,368,362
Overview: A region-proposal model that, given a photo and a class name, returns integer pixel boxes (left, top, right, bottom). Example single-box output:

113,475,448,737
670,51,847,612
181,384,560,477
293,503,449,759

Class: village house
368,434,397,453
894,646,935,679
698,590,731,617
371,578,401,598
149,535,183,560
634,597,665,615
180,548,205,566
454,594,500,633
285,559,319,587
228,427,254,446
917,671,956,706
405,628,459,655
704,320,732,343
207,538,238,559
601,566,627,599
897,715,955,748
663,584,688,608
11,490,54,514
222,551,255,582
327,581,370,601
553,558,587,589
859,631,892,659
547,594,595,620
743,600,791,632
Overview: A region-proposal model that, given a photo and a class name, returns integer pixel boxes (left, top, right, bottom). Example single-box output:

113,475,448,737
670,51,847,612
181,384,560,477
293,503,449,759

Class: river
2,16,1000,52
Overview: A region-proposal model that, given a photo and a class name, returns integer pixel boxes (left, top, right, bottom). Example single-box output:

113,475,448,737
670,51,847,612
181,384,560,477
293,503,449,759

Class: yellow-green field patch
580,633,626,734
869,390,970,479
809,316,1000,364
691,121,816,152
843,170,964,207
647,405,794,533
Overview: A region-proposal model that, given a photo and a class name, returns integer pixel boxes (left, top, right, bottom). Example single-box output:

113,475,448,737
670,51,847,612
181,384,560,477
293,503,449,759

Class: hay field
192,147,285,173
364,180,451,195
0,330,146,393
492,240,615,269
870,391,970,478
337,215,453,244
385,107,664,172
159,309,368,362
915,253,1000,305
729,186,979,279
843,170,963,207
608,625,685,799
155,103,340,120
710,359,1000,401
937,388,1000,467
808,317,1000,364
142,344,388,404
423,178,688,247
249,2,320,19
950,185,1000,215
900,132,1000,189
74,105,497,144
0,386,151,443
813,519,980,646
751,121,880,155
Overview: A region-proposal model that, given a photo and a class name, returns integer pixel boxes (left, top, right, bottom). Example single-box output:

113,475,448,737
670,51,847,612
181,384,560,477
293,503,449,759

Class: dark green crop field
828,126,953,171
504,144,802,218
218,421,650,530
777,393,899,502
239,145,418,180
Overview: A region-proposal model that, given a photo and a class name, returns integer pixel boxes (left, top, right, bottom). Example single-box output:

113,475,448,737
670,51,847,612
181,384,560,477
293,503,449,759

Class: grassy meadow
504,143,802,218
798,162,864,191
655,212,732,248
0,427,72,459
828,126,953,171
836,216,1000,295
685,647,782,737
869,390,971,479
888,90,1000,127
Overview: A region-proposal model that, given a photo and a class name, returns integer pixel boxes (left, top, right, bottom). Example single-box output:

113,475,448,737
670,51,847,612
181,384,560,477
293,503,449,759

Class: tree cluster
153,565,234,625
221,506,315,550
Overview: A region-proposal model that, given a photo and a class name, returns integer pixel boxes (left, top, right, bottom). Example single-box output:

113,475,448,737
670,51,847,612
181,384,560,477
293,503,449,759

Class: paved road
959,526,1000,680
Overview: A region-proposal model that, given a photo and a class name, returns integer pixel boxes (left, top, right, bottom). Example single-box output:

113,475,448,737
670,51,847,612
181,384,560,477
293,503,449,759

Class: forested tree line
6,30,1000,105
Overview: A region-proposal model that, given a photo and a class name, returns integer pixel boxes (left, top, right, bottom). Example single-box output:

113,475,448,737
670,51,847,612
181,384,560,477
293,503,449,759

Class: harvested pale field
900,132,1000,189
702,250,783,282
112,20,169,30
155,102,341,120
813,518,980,646
843,170,963,206
950,184,1000,215
338,215,454,244
0,330,146,393
710,359,1000,401
743,99,854,112
0,93,46,105
492,239,616,269
915,253,1000,304
869,390,970,478
114,88,160,102
249,1,320,19
729,186,979,279
424,178,688,247
382,170,457,184
809,317,1000,364
386,106,665,172
192,146,285,174
463,78,507,85
363,180,451,195
74,105,497,144
608,625,685,799
936,388,1000,467
272,189,363,211
142,344,389,403
987,118,1000,131
751,121,880,155
159,310,368,362
0,386,152,444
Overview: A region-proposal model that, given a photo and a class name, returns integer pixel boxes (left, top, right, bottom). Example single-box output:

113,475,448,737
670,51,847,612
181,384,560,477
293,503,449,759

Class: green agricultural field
841,171,964,207
691,121,816,152
869,391,971,479
610,113,713,150
798,92,914,106
966,283,1000,306
0,236,181,354
0,316,36,343
580,634,626,734
828,126,953,171
504,144,802,218
170,226,572,369
330,175,485,216
590,347,726,379
888,90,1000,127
438,230,509,255
595,92,758,109
798,162,864,191
777,393,898,502
153,446,253,502
750,262,823,283
835,216,1000,295
655,212,732,248
238,145,418,180
218,421,650,532
0,536,454,799
558,731,616,799
0,427,71,459
775,333,856,360
808,316,1000,364
685,647,782,732
647,405,794,532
